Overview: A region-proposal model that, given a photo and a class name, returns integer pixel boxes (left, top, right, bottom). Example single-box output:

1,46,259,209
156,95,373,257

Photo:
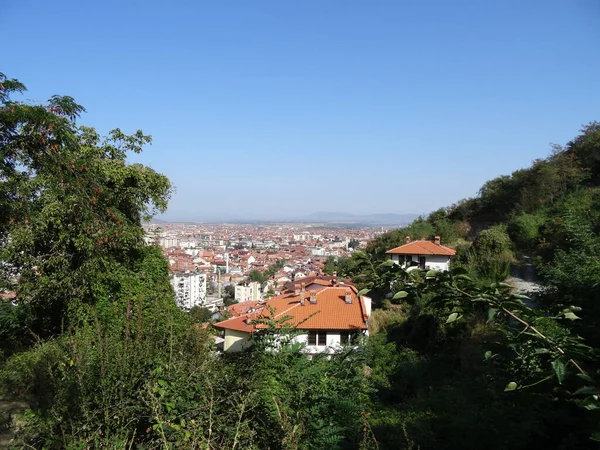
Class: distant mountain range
305,212,419,225
152,212,420,226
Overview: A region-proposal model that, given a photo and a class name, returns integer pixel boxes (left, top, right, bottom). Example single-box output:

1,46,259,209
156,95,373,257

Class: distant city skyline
3,0,599,221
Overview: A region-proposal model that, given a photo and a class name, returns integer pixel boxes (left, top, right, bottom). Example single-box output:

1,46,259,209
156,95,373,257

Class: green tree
223,284,237,306
0,73,172,339
566,121,600,185
189,305,213,323
348,239,360,249
466,224,514,281
223,284,235,300
248,270,267,284
507,212,546,249
323,256,337,275
366,218,436,259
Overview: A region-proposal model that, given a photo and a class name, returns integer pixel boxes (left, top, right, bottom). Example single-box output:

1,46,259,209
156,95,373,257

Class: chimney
435,236,441,245
344,292,352,304
405,236,410,244
310,294,317,304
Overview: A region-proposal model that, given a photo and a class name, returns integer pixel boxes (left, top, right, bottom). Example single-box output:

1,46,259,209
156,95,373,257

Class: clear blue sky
3,0,599,221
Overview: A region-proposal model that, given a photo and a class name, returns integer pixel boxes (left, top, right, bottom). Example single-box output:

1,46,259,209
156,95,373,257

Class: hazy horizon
153,211,422,225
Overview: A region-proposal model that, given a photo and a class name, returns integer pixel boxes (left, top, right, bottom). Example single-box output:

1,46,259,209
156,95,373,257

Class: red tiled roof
386,240,456,256
213,311,262,333
283,275,336,292
213,286,368,333
227,301,263,317
169,259,195,272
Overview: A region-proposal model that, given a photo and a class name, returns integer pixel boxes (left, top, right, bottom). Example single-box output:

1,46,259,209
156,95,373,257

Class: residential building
203,294,225,312
214,279,371,354
386,236,456,271
160,237,179,248
170,271,207,310
235,282,261,302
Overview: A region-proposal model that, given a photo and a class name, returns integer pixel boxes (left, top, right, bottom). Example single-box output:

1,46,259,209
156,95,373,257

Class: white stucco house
386,236,456,271
213,280,371,354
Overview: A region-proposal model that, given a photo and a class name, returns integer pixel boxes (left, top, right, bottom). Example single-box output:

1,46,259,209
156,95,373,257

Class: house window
340,331,354,345
308,331,327,346
405,255,412,263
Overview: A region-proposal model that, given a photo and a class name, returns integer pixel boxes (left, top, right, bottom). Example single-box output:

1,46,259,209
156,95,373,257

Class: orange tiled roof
283,275,335,292
213,311,262,333
213,286,368,333
227,301,264,317
386,240,456,256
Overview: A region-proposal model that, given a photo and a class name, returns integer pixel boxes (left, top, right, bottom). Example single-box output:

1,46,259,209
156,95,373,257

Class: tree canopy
0,73,172,339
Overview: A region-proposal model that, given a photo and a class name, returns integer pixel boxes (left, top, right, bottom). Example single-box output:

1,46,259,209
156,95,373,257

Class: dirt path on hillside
0,400,28,449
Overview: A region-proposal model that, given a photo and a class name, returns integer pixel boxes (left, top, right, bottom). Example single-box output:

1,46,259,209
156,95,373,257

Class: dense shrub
466,225,513,281
507,212,546,250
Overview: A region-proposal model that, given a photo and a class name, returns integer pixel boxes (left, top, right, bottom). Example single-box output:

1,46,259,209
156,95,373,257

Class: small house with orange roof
213,279,371,353
386,236,456,271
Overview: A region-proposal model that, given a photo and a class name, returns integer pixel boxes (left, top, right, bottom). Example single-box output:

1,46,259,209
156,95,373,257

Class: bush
507,212,546,249
467,225,514,281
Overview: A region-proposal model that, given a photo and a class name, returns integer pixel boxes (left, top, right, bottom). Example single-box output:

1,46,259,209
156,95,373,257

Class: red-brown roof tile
214,286,368,333
386,240,456,256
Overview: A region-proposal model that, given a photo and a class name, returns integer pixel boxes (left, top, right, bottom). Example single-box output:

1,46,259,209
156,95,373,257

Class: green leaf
504,382,518,391
425,270,437,278
573,386,600,396
484,350,493,360
551,358,566,384
392,291,408,300
454,274,473,281
380,259,395,267
582,398,600,410
487,308,497,322
446,312,459,323
563,312,580,320
577,373,594,383
534,348,551,354
451,266,469,276
357,288,370,296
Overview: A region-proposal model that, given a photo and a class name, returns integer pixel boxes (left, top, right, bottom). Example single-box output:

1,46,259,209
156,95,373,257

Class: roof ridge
273,301,301,319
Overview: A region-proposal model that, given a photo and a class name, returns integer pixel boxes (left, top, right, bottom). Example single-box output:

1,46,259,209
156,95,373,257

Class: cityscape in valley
152,221,390,310
150,219,457,353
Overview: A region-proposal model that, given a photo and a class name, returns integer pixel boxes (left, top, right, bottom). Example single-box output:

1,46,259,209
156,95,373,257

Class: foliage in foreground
1,305,371,449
